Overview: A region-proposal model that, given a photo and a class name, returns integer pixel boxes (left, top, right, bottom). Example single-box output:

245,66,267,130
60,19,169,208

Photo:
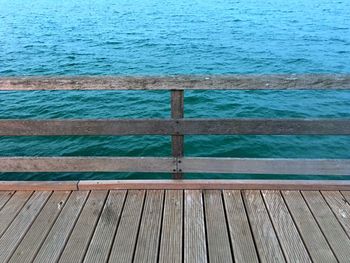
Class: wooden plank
78,179,350,191
1,119,350,136
184,190,207,263
243,190,285,263
322,191,350,237
0,191,33,237
0,191,51,262
108,190,145,263
33,191,89,263
302,191,350,262
171,90,184,179
158,190,183,263
0,157,174,173
0,181,78,191
133,190,164,263
9,191,70,263
282,191,337,263
223,190,259,263
2,157,350,175
262,190,311,262
0,191,14,210
204,190,233,263
83,190,126,263
59,190,108,263
180,158,350,175
1,74,350,90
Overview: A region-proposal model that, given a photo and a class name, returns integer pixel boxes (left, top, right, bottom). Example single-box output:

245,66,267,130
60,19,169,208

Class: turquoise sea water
0,0,350,180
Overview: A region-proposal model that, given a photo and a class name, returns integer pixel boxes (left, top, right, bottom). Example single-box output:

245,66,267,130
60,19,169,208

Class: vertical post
171,90,184,179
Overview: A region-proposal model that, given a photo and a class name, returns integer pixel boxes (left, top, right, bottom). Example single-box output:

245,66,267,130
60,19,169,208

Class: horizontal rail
2,180,350,191
179,158,350,175
0,157,349,175
1,74,350,90
0,157,174,173
1,119,350,135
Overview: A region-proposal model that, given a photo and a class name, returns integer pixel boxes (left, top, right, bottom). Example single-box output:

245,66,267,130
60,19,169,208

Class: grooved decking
1,189,350,262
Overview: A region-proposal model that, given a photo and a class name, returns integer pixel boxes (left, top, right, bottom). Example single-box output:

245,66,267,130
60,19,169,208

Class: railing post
171,90,184,179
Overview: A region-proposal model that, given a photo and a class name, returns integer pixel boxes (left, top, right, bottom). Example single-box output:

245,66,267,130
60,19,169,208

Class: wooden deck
1,188,350,262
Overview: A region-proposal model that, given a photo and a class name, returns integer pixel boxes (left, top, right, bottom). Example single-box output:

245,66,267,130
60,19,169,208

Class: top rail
1,74,350,90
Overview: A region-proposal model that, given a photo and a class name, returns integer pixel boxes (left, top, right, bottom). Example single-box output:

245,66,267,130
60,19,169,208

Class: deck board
262,190,311,262
0,191,51,262
9,191,70,263
108,190,145,263
282,191,337,263
158,190,183,263
243,190,286,263
204,190,233,263
1,188,350,262
33,191,89,263
83,190,126,263
302,191,350,262
0,191,14,210
59,190,108,263
223,190,259,263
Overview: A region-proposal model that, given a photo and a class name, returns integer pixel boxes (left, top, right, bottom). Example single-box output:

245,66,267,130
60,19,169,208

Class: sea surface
0,0,350,180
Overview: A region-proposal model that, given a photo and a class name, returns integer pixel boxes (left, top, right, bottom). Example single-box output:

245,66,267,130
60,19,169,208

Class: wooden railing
0,74,350,179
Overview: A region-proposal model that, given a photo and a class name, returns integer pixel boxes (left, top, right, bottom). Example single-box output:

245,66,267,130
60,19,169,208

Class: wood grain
0,191,33,237
108,190,145,263
184,190,207,263
1,119,350,136
133,190,164,263
243,190,285,263
0,191,51,262
302,191,350,262
33,191,89,263
1,74,349,90
158,190,183,263
83,190,126,263
59,190,108,263
204,190,233,263
282,191,337,263
223,190,259,263
262,190,311,262
9,191,71,263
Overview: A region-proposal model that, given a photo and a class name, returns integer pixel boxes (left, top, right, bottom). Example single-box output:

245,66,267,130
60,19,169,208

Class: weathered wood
1,157,350,175
78,179,350,190
0,191,14,210
159,190,183,263
302,191,350,262
83,190,126,263
243,190,285,263
204,190,233,263
108,190,145,263
322,191,350,237
1,119,350,136
0,181,78,191
9,191,70,263
282,191,337,263
180,157,350,175
184,190,207,263
223,190,259,263
1,74,350,90
33,191,89,263
133,190,164,263
0,157,173,173
171,90,184,179
0,191,51,262
262,190,311,262
0,191,33,237
59,191,108,263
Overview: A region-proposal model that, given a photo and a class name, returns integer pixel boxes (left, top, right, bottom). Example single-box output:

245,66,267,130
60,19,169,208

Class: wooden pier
1,185,350,262
1,75,350,262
